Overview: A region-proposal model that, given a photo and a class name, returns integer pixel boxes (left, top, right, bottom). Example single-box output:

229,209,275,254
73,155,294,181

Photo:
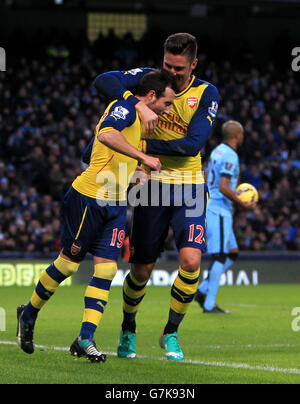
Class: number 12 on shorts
110,228,125,248
188,224,204,244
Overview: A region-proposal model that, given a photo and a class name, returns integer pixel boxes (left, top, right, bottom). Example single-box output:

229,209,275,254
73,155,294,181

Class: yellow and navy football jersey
93,68,219,184
73,99,141,201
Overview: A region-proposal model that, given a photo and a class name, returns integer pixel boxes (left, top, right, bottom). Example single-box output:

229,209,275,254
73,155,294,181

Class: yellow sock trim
85,285,110,301
81,263,117,327
39,270,59,293
83,308,103,325
31,291,47,310
170,267,200,315
123,304,139,314
173,267,200,296
54,255,80,277
94,262,117,280
179,267,200,280
123,281,146,301
170,298,190,315
122,272,147,314
129,272,148,287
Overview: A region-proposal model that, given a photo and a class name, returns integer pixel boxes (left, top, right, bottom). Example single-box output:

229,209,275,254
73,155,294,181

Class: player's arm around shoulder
93,67,154,101
144,82,220,157
193,82,220,131
185,81,220,151
93,67,158,133
97,100,161,171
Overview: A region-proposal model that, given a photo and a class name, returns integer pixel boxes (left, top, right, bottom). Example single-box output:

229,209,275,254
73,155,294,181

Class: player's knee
131,262,154,283
228,252,239,261
180,257,201,272
211,253,227,264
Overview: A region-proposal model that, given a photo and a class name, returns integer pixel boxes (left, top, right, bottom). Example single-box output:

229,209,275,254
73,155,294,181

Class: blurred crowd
0,27,300,255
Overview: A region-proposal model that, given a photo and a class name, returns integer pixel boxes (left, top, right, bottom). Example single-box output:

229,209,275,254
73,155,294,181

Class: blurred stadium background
0,0,300,286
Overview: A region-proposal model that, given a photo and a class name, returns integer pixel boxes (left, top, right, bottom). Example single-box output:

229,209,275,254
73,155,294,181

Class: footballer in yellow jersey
95,70,219,186
72,98,143,202
17,70,177,363
92,33,220,361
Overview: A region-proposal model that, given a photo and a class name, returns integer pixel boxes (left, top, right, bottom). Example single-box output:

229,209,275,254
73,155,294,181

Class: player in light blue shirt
195,121,256,313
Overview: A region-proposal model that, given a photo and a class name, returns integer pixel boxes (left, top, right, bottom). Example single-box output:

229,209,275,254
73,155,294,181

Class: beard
175,73,190,90
175,74,185,84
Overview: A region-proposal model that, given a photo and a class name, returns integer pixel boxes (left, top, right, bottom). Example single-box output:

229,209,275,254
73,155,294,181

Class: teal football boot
159,331,184,361
117,330,137,358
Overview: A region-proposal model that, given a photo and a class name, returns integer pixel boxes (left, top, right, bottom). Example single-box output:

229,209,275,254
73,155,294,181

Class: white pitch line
1,340,300,376
228,304,293,310
203,343,300,350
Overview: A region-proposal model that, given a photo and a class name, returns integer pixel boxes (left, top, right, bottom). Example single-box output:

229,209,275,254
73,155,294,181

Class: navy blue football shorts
60,186,126,262
129,180,209,264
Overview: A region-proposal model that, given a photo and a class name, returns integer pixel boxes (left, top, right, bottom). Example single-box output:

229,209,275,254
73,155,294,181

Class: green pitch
0,284,300,384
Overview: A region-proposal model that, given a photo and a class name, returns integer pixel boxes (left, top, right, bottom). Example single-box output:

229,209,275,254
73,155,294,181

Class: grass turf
0,284,300,384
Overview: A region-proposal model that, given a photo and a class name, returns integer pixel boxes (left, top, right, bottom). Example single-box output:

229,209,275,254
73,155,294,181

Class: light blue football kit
198,143,240,311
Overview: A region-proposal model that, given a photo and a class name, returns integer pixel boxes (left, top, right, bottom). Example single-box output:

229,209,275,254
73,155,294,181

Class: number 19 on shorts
110,228,125,248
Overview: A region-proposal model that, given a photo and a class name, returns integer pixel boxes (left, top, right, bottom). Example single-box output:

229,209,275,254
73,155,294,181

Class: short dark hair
222,120,243,140
164,33,198,63
135,69,178,98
